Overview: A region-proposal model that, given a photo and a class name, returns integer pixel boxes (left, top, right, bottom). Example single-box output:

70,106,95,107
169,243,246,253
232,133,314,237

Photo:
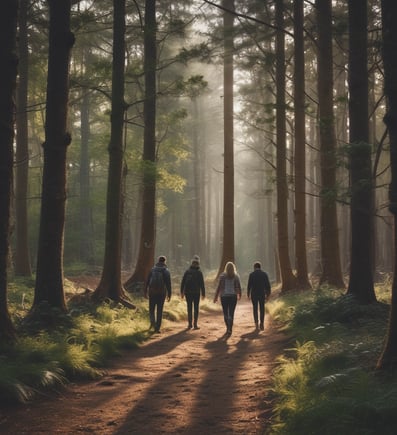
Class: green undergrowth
0,277,214,405
266,282,397,435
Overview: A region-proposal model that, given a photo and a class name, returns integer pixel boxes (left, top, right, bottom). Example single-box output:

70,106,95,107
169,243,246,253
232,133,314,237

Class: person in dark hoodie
180,255,206,330
145,255,172,333
246,261,271,331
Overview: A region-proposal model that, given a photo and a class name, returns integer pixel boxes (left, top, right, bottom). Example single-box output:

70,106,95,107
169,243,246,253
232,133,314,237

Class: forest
2,0,397,433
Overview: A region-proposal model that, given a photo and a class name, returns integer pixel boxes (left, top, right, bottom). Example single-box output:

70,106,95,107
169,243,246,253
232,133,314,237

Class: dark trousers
185,292,200,327
149,293,166,330
251,293,265,326
221,294,237,331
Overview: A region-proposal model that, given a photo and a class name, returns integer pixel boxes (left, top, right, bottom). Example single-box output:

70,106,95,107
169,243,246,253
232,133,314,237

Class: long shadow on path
114,301,285,435
0,302,285,435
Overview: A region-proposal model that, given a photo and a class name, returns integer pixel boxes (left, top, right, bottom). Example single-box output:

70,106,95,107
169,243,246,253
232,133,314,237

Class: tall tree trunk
334,33,350,277
124,0,157,289
307,115,320,275
275,0,297,292
377,0,397,370
33,0,74,314
346,0,376,304
197,99,207,263
217,0,235,277
94,0,133,305
256,167,265,262
15,0,32,277
293,0,311,290
79,78,94,265
0,0,18,342
191,98,200,256
316,0,344,288
368,12,380,281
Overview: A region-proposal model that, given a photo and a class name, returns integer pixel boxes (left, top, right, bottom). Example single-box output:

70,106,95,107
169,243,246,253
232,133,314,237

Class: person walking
247,261,271,331
213,261,242,335
145,255,172,333
180,255,206,330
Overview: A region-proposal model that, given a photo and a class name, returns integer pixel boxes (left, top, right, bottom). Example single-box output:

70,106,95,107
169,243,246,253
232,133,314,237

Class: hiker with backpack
180,255,206,330
145,255,172,333
246,261,271,331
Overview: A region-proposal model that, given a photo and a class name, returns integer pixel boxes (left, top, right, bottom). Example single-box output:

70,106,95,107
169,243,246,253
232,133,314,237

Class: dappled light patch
0,297,286,434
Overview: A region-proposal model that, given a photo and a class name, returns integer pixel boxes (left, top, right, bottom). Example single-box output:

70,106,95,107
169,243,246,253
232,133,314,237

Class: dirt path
0,299,286,434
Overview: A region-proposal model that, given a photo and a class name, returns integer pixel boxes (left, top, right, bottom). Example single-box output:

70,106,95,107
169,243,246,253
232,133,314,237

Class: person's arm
235,275,242,300
164,269,171,301
247,274,252,299
199,271,206,298
213,275,222,302
180,272,186,298
265,272,271,297
143,269,153,299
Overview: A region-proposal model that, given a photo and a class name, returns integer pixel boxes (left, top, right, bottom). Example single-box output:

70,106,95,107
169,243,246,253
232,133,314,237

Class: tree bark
377,0,397,370
79,81,95,265
316,0,345,288
94,0,133,306
275,0,297,292
191,98,201,256
0,0,18,342
346,0,376,304
15,0,32,277
33,0,74,313
293,0,311,290
124,0,157,289
217,0,235,277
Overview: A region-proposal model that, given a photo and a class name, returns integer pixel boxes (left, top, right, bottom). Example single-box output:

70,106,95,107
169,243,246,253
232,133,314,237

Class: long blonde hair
224,261,236,278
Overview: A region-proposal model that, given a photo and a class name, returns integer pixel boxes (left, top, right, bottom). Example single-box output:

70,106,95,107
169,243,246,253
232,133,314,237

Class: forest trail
0,298,286,435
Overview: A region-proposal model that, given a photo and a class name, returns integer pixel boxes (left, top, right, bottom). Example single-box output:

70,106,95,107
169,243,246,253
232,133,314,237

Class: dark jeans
149,292,166,330
221,294,237,332
185,292,200,327
251,293,265,326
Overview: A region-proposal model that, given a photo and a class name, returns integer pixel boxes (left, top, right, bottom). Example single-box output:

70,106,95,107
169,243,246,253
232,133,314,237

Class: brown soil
0,282,287,435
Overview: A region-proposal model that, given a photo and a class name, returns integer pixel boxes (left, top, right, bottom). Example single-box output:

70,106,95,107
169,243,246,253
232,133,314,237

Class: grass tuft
0,279,189,403
266,283,397,435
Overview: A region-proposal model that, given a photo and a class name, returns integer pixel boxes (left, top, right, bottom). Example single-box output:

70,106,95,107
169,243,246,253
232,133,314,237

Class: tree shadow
114,324,265,434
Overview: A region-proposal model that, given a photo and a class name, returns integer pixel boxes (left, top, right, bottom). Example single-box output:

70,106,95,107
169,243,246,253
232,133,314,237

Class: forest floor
0,277,288,435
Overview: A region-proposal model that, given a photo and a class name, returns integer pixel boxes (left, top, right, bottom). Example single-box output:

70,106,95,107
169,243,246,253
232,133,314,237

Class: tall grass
266,284,397,435
0,277,191,404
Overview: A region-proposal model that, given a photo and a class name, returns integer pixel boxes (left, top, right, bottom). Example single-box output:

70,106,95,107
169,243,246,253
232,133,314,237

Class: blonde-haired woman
213,261,242,335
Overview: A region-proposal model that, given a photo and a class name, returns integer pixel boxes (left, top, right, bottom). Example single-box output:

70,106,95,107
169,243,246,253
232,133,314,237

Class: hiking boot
193,325,200,330
260,323,264,331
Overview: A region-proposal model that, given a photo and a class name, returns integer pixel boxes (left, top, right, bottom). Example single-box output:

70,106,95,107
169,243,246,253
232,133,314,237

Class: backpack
149,266,165,295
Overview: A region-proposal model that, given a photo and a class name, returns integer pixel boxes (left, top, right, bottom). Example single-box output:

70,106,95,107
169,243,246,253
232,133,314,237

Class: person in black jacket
145,255,172,333
180,255,206,330
247,261,271,331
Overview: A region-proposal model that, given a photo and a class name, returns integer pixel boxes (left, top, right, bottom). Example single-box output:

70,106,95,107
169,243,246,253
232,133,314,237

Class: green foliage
174,74,209,97
158,167,187,194
0,336,67,404
0,280,189,404
163,297,188,322
267,286,397,435
177,43,213,64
